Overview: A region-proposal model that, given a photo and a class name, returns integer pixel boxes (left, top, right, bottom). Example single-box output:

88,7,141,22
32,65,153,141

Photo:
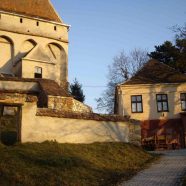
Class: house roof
123,59,186,85
37,79,70,97
0,0,62,23
0,77,70,97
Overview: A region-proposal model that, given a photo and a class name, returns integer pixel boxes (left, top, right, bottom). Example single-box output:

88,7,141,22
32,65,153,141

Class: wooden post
0,105,4,143
17,106,22,143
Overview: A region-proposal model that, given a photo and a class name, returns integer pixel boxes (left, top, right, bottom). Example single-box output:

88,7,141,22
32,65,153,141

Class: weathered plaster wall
0,12,68,42
13,61,22,77
117,83,186,120
21,59,56,80
0,37,13,74
21,102,129,144
0,80,39,92
0,11,68,86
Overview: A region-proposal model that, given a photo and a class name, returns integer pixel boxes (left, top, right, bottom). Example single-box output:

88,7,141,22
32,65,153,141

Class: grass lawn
0,142,156,186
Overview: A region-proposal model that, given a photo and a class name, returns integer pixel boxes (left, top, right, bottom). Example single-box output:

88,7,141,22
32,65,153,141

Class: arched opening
13,39,37,77
20,39,37,55
14,39,37,65
46,43,67,88
47,43,63,60
0,36,14,75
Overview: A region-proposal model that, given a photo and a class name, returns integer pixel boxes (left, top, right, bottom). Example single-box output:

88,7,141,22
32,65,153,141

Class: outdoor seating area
142,134,181,151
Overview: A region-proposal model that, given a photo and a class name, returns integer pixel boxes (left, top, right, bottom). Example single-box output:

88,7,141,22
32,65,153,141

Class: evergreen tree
148,39,186,73
149,23,186,73
70,78,85,103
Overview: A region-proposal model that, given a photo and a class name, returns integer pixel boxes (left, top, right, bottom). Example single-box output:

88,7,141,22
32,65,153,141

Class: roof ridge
48,0,63,23
157,59,184,75
120,60,150,85
0,0,63,23
121,59,186,85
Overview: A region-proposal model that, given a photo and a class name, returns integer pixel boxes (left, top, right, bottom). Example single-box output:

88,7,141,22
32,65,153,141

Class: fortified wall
0,0,140,145
0,78,136,144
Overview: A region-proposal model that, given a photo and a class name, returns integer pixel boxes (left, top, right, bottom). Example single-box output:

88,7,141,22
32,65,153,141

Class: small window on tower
20,18,23,23
34,66,42,78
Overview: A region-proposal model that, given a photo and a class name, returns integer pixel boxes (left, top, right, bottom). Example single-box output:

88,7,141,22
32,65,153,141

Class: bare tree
171,23,186,39
96,48,149,114
130,48,150,74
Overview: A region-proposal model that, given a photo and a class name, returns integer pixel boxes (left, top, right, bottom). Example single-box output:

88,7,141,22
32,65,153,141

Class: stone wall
36,109,128,122
128,120,141,146
0,92,37,105
48,96,92,113
72,99,92,113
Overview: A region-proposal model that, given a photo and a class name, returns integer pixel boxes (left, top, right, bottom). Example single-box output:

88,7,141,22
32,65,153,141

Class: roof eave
118,82,186,87
0,10,71,28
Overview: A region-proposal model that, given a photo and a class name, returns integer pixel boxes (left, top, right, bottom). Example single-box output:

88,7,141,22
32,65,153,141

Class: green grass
0,142,156,186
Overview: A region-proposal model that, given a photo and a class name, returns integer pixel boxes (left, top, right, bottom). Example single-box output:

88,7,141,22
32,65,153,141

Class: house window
156,94,169,112
180,93,186,111
131,95,143,113
34,66,42,78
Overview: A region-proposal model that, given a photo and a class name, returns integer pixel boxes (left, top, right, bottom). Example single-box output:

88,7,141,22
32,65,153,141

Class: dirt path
120,149,186,186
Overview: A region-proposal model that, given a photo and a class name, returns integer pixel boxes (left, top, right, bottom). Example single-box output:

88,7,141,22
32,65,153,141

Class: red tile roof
123,59,186,85
0,0,62,23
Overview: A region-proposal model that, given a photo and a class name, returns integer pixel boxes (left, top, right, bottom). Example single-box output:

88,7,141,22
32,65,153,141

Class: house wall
117,83,186,121
21,102,129,144
180,114,186,146
0,12,68,86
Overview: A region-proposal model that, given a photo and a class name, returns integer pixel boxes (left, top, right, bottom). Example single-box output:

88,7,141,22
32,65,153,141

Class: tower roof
122,59,186,85
0,0,62,23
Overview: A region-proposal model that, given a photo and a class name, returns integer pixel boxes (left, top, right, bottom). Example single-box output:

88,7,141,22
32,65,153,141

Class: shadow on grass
0,142,156,186
1,131,17,146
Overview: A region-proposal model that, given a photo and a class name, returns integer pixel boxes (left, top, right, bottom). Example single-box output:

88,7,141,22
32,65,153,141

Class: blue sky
51,0,186,112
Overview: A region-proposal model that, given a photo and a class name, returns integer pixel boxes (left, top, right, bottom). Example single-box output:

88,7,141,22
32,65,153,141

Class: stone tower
0,0,70,89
